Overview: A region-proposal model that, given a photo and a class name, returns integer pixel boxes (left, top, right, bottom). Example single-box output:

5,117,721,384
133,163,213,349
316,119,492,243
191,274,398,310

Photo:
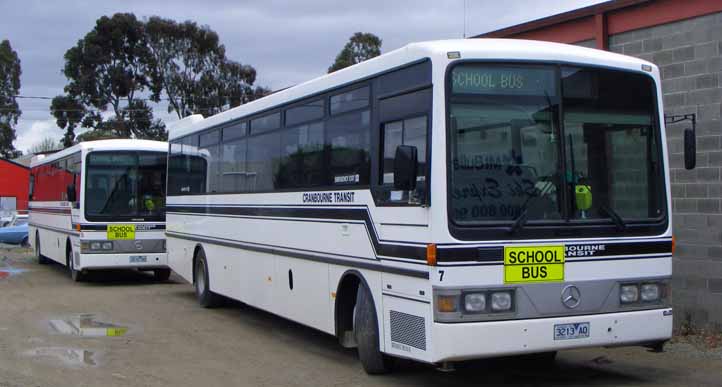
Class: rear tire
194,250,222,308
67,245,84,282
153,268,171,282
354,283,393,374
36,233,49,265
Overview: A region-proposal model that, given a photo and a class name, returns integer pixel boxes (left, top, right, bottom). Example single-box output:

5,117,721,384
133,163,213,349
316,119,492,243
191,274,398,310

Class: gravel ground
1,245,721,387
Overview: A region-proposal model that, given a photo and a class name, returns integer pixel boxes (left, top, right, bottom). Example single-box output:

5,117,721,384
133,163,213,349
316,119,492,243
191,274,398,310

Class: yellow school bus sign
504,245,565,283
107,224,136,240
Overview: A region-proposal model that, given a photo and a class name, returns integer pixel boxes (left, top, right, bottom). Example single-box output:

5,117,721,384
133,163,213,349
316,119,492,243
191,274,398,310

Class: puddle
0,267,27,279
49,314,129,337
24,347,98,367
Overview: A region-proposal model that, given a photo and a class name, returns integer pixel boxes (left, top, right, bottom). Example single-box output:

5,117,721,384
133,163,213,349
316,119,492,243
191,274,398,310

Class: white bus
166,39,685,373
29,139,170,282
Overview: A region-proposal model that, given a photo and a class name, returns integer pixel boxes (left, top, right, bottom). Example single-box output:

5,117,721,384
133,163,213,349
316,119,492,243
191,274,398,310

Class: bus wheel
194,250,222,308
36,233,49,265
354,283,393,374
67,246,84,282
153,268,171,282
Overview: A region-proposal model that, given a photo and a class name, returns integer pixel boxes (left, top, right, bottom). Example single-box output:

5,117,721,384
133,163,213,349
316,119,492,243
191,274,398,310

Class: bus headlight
87,241,113,251
491,292,513,312
620,284,639,304
640,284,660,302
435,289,515,321
463,293,486,313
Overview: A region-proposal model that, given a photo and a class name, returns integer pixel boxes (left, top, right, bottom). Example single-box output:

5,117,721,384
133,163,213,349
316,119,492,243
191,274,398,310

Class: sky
1,0,605,154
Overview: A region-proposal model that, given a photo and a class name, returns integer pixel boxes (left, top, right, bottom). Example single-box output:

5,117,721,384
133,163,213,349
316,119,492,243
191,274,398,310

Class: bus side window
375,86,432,206
380,116,427,204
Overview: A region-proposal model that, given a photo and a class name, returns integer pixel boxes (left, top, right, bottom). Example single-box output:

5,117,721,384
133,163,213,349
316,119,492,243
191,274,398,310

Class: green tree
29,137,62,154
0,40,22,158
328,33,382,73
50,95,86,147
146,17,225,118
146,17,267,118
197,59,267,116
61,13,166,140
75,129,121,142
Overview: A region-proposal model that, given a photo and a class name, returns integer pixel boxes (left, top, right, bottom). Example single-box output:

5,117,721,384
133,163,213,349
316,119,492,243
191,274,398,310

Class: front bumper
431,308,672,362
76,252,168,271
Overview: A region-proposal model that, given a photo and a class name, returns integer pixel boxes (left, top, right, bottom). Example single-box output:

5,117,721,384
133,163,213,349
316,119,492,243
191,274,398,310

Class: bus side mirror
394,145,418,191
684,128,696,170
67,184,77,202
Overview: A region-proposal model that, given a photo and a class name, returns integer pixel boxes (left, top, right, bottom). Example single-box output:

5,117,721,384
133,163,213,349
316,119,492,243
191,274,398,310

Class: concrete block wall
607,12,722,329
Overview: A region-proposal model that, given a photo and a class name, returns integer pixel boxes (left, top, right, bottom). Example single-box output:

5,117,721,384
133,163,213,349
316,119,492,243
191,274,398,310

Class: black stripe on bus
29,208,72,215
436,240,673,262
73,224,166,231
165,231,430,279
437,254,673,267
167,205,429,261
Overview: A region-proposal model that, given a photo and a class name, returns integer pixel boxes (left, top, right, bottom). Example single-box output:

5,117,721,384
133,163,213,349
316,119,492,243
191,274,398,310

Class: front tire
194,250,222,308
153,268,171,282
354,284,393,374
68,245,84,282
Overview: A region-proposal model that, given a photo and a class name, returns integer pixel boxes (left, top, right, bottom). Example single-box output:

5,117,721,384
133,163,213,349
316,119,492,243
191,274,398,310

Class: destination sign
451,66,556,96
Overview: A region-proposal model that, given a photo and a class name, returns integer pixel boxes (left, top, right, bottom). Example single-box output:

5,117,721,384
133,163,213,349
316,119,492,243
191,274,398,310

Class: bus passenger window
326,110,370,185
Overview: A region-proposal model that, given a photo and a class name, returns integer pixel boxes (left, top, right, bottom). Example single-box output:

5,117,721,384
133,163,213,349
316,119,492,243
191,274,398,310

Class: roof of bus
168,38,658,140
30,139,168,168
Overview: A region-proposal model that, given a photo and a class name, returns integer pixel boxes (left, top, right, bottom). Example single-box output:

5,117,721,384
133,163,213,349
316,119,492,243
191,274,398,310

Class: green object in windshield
575,185,592,211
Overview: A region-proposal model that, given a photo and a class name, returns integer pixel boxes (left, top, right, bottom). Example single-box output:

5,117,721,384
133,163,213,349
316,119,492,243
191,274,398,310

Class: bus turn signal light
427,244,437,266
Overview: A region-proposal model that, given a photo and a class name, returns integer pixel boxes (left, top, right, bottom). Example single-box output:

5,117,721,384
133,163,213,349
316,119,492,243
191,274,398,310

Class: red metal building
0,158,30,213
475,0,722,50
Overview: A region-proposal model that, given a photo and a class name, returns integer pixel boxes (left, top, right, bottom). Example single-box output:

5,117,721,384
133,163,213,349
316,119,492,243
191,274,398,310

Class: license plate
129,255,147,263
554,322,590,340
107,224,135,240
504,245,565,283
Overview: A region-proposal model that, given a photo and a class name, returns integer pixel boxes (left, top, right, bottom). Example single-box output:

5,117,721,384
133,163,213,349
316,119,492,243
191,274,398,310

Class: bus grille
389,310,426,351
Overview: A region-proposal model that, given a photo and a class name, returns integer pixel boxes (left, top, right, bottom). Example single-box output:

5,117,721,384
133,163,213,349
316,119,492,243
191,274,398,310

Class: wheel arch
334,269,377,339
191,243,205,284
65,237,72,266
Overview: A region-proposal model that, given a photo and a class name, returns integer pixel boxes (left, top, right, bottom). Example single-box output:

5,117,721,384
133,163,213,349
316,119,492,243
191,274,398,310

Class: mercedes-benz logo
561,285,581,309
134,240,143,251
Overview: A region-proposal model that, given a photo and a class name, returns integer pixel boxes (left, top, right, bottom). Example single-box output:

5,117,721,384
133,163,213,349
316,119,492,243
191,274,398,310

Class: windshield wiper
508,175,556,235
509,208,529,234
599,204,626,231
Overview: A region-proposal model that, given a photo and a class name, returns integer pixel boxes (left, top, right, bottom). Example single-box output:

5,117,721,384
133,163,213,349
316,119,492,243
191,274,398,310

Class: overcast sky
1,0,604,153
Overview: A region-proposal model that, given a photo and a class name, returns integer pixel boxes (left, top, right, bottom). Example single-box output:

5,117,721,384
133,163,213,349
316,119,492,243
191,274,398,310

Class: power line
12,94,175,102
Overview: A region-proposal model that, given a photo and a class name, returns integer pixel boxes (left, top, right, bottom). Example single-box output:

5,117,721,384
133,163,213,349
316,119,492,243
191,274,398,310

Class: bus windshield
448,64,664,227
85,151,167,221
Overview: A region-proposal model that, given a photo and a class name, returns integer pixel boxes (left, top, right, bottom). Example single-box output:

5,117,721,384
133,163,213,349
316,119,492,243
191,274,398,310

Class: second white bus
29,139,170,282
